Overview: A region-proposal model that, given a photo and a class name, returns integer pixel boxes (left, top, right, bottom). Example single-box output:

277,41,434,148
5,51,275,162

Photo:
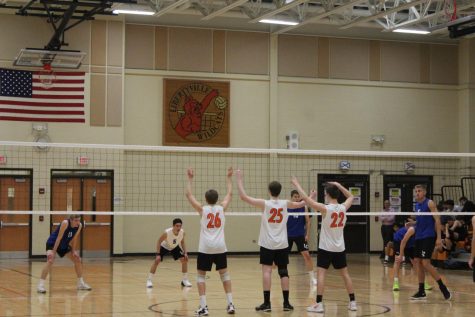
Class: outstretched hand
235,169,242,180
187,168,194,179
227,166,233,177
310,189,317,199
291,176,300,187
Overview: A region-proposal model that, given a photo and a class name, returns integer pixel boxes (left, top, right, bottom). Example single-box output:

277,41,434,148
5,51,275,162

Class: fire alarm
39,188,45,195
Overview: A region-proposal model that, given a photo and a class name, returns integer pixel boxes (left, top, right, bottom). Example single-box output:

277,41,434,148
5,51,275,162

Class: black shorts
159,246,184,261
197,252,227,271
288,236,309,252
393,241,414,259
414,237,436,259
46,243,71,258
260,247,289,266
317,248,347,269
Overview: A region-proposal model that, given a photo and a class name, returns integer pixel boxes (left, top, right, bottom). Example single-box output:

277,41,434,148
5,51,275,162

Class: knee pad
278,265,289,279
220,272,231,282
197,274,206,283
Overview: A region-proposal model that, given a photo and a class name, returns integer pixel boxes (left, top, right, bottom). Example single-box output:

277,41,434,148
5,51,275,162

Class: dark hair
444,199,455,207
268,181,282,197
459,196,467,202
205,189,219,204
415,184,426,191
69,214,81,219
462,200,475,212
172,218,182,225
324,183,340,199
290,190,299,197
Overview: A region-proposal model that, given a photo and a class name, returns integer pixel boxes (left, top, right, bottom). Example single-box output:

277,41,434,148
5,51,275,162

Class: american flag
0,68,85,123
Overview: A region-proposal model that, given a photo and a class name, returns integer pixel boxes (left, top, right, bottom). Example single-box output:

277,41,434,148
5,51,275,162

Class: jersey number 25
268,208,283,223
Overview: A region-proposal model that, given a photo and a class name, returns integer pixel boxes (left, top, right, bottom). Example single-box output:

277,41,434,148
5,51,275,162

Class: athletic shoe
393,280,400,291
383,259,389,266
181,279,192,287
255,302,271,312
37,285,46,294
348,301,357,311
227,303,235,314
283,302,294,311
410,291,427,300
440,286,452,300
77,282,92,291
307,302,324,313
195,306,209,316
424,282,433,290
146,279,153,288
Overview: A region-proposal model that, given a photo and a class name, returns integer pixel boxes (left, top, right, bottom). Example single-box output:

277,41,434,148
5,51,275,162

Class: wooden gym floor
0,254,473,316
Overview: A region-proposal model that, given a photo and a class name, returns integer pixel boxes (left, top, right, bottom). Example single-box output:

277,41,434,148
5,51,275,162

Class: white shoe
227,303,235,314
77,282,92,291
37,285,46,294
307,302,324,313
195,305,209,316
348,301,357,311
181,279,192,287
146,279,153,288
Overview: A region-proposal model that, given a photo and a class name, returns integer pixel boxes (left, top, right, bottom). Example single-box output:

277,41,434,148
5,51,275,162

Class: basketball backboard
13,48,86,69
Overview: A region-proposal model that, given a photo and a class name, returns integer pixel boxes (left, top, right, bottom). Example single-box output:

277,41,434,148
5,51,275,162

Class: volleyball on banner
163,79,230,147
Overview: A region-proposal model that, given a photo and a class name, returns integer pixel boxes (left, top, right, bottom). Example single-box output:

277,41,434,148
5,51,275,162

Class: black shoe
255,302,271,312
440,287,452,300
410,291,427,300
283,302,294,311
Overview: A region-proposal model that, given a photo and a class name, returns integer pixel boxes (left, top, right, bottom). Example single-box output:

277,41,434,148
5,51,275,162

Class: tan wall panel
213,30,226,73
226,31,269,75
107,21,123,67
107,75,123,127
430,44,458,85
369,40,380,81
125,24,154,69
420,44,431,84
155,26,168,70
381,41,420,83
278,35,317,77
330,38,369,80
66,22,91,65
91,20,106,66
91,66,106,73
90,74,106,126
318,37,329,78
470,39,475,83
168,27,212,72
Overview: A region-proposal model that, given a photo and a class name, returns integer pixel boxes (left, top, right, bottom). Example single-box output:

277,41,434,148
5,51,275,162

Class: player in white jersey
236,169,310,313
186,167,235,316
291,177,357,313
146,218,192,288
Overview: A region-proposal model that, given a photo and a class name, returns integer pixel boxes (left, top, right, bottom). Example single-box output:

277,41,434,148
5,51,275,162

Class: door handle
0,222,29,228
83,222,111,227
346,222,367,225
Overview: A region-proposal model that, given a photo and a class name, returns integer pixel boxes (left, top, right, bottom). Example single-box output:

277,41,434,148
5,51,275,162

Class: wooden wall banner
163,79,230,147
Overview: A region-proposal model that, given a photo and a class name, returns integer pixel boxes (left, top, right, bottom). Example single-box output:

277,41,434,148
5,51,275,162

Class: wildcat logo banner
163,79,230,147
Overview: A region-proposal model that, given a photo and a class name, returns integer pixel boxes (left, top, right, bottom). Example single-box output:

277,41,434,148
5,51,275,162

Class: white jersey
160,227,184,250
199,205,227,254
258,199,289,250
319,204,347,252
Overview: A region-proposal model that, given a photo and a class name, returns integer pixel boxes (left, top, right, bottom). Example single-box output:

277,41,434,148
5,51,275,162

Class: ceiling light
259,19,298,26
113,9,155,15
393,28,430,35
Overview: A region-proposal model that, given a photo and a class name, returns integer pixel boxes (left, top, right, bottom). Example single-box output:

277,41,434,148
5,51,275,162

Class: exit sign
77,156,89,166
0,155,6,165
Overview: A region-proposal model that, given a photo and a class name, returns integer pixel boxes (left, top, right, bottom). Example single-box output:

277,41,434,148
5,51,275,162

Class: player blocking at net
291,177,357,313
186,167,236,316
236,169,310,312
146,218,192,288
37,214,91,293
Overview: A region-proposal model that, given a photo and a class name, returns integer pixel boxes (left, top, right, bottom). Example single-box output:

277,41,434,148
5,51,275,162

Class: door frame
50,169,114,257
0,168,33,258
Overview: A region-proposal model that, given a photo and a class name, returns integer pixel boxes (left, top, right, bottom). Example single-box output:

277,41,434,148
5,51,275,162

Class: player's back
199,205,227,254
259,199,289,250
319,204,346,252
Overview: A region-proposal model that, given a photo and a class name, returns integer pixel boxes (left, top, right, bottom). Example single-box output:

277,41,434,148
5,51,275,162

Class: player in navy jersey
287,190,317,285
410,184,451,300
37,214,91,293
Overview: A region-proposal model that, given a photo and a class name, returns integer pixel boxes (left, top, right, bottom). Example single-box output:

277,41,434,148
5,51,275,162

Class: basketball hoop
38,64,56,89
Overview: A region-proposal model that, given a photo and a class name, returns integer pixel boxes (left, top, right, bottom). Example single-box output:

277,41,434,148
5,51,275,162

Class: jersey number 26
207,213,222,228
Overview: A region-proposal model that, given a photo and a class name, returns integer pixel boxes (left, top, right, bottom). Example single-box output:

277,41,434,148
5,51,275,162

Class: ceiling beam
201,0,248,20
154,0,188,17
249,0,307,23
340,0,429,30
273,0,364,34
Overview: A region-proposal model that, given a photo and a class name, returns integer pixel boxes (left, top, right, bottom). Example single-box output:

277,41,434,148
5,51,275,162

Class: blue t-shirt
287,207,306,237
46,219,79,250
394,226,415,248
415,198,436,240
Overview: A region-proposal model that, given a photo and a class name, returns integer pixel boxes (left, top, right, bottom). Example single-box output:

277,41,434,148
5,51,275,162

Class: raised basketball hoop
38,64,56,89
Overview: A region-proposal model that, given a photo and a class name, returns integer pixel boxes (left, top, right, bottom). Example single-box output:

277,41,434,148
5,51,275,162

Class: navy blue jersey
287,207,306,237
415,198,436,240
47,219,79,250
394,226,415,248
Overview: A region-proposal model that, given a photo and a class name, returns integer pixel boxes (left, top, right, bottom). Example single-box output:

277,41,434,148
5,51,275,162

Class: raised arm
291,177,327,213
428,200,442,248
328,181,354,210
221,167,233,211
235,169,265,210
185,168,203,214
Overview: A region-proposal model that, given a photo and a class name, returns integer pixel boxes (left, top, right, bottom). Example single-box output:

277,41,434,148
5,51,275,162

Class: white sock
384,255,389,261
394,277,398,282
39,279,45,287
148,273,154,280
200,295,207,308
78,277,84,284
183,273,188,280
226,293,233,305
